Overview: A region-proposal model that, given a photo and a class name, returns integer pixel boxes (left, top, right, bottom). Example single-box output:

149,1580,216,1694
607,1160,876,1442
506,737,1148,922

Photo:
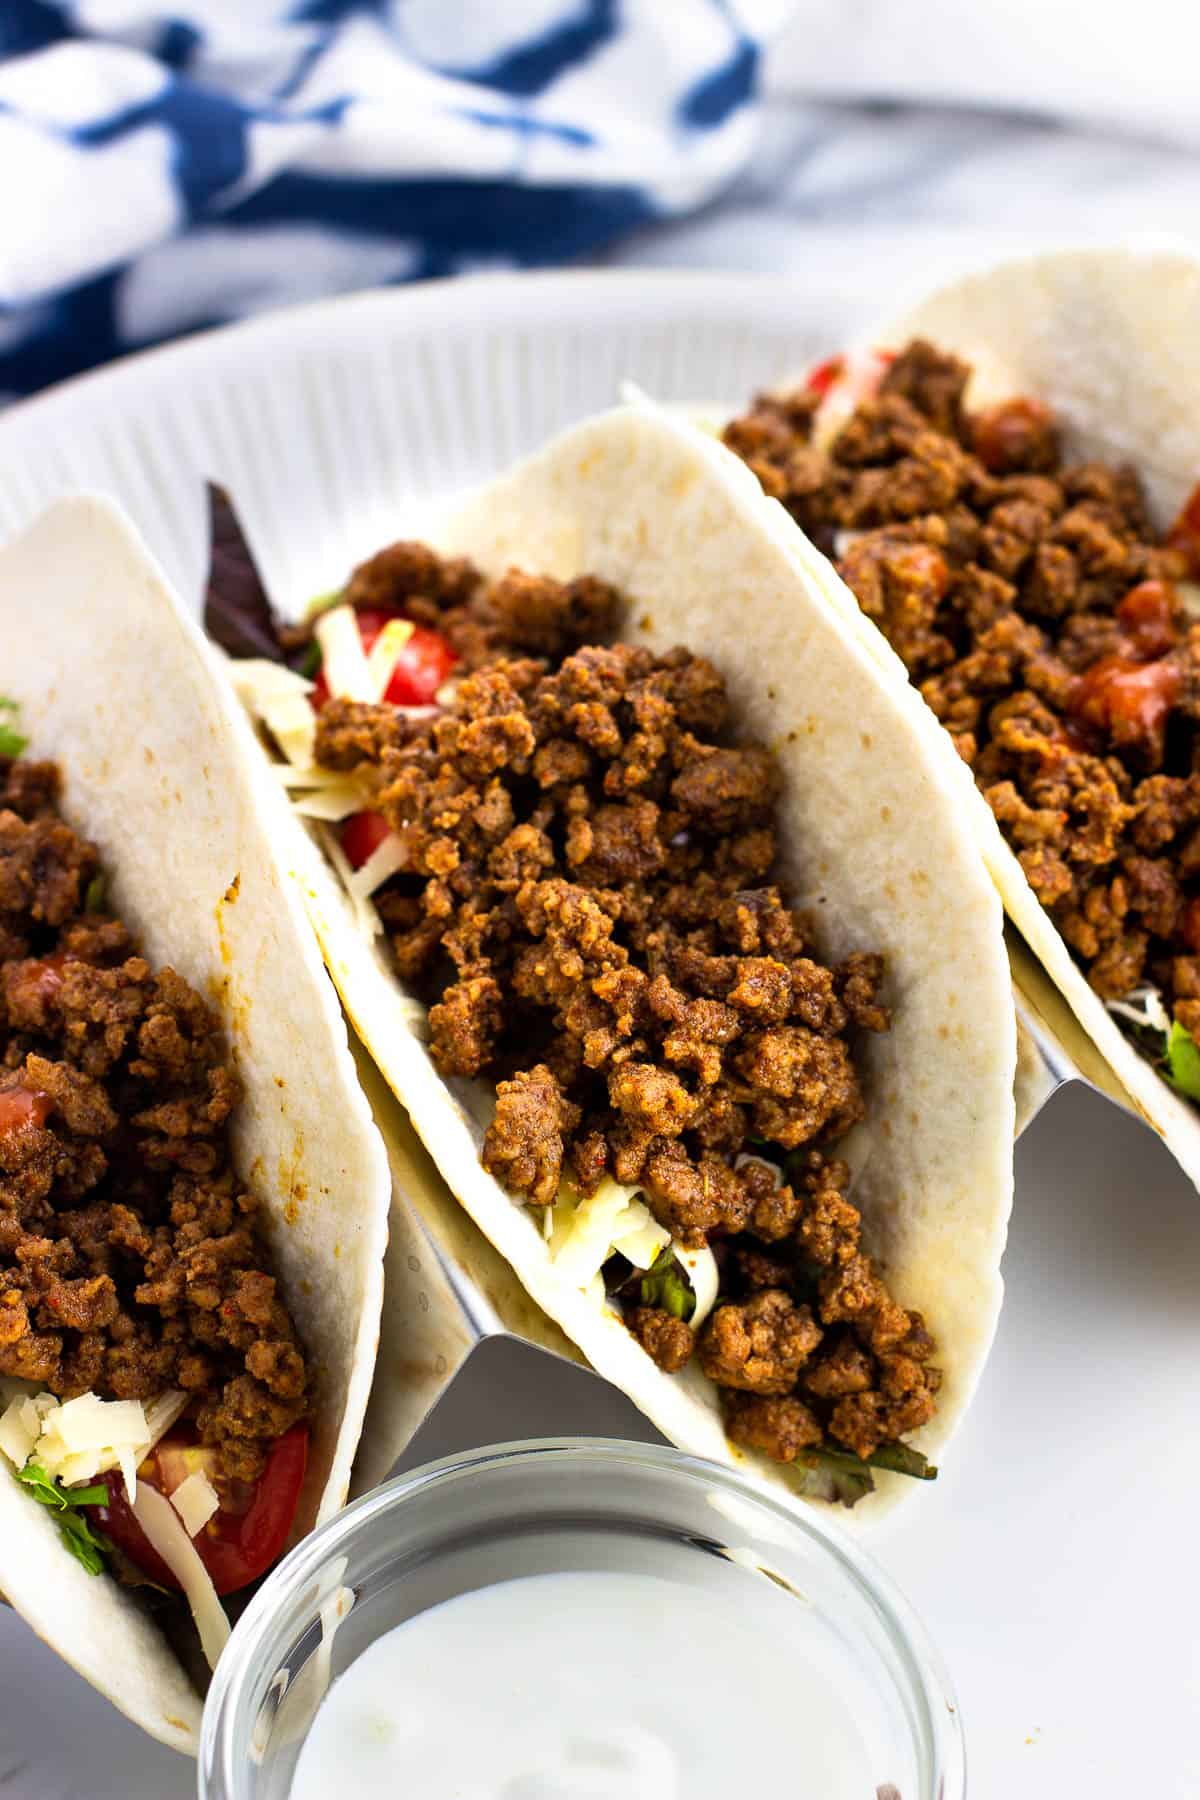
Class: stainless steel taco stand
1008,931,1143,1131
348,1041,592,1495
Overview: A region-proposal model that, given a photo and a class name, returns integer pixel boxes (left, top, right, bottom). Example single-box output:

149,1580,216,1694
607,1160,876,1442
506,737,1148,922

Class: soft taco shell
266,403,1015,1520
0,498,391,1750
801,246,1200,1184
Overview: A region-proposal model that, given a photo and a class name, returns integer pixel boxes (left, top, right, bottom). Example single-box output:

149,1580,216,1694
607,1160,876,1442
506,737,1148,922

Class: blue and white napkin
0,1,790,398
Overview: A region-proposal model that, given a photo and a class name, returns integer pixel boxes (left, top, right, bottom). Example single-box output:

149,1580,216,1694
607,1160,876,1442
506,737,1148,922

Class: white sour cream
289,1569,872,1800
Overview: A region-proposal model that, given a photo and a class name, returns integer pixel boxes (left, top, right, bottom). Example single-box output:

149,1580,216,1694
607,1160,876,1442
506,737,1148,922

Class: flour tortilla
794,246,1200,1186
0,498,390,1751
268,403,1015,1520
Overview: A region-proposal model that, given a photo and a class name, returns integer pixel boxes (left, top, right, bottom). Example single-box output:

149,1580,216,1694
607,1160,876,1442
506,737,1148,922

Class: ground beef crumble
0,754,309,1484
725,340,1200,1044
308,550,940,1470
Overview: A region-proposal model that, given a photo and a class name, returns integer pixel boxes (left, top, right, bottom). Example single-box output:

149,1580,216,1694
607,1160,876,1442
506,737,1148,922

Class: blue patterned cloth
0,1,787,398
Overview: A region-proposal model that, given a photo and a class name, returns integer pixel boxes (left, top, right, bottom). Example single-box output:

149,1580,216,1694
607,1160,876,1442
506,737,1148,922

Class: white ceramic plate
0,271,832,623
0,272,1197,1800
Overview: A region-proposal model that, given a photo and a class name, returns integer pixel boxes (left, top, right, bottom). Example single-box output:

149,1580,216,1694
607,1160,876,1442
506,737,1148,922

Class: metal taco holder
350,937,1138,1495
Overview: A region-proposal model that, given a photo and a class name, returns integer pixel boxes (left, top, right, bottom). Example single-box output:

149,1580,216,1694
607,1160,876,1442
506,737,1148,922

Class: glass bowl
199,1438,965,1800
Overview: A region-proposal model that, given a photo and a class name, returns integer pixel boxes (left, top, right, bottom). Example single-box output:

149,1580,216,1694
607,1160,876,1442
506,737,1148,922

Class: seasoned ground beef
698,1289,823,1395
0,754,309,1483
306,549,939,1473
627,1306,694,1373
725,339,1200,1046
310,539,622,680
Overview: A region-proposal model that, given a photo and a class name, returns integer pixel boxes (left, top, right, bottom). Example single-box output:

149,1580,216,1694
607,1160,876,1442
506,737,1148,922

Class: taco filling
725,341,1200,1103
0,738,311,1666
215,504,941,1505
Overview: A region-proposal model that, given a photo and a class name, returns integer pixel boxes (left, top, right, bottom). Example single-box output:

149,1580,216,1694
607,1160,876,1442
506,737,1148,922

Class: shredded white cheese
318,824,384,939
39,1395,150,1496
364,618,414,698
231,660,322,775
546,1175,719,1332
613,1210,673,1276
260,692,317,770
348,832,408,902
1106,983,1172,1037
0,1391,55,1468
549,1177,670,1286
318,815,416,944
0,1388,190,1500
547,1170,723,1334
291,781,367,822
233,610,445,952
228,660,312,705
315,604,374,702
275,763,354,789
140,1390,194,1454
811,347,892,452
677,1245,719,1331
170,1468,221,1538
585,1270,607,1309
132,1482,231,1669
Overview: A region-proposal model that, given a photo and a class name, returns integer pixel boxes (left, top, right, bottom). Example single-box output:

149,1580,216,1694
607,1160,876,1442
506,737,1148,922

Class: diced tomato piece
344,606,394,647
1068,654,1180,763
381,626,456,706
1167,481,1200,579
307,609,456,712
88,1421,309,1596
805,354,845,398
0,1083,52,1137
804,347,894,405
340,810,392,870
1117,579,1178,660
972,397,1058,475
354,612,455,707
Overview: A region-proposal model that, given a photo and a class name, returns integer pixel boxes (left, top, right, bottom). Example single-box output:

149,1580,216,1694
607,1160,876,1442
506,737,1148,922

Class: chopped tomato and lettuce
0,1383,308,1665
16,1461,113,1576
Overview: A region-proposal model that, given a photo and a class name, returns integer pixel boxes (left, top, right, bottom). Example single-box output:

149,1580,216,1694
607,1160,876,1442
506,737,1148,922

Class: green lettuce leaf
0,697,27,759
16,1461,112,1576
794,1440,937,1508
639,1247,695,1321
1165,1021,1200,1101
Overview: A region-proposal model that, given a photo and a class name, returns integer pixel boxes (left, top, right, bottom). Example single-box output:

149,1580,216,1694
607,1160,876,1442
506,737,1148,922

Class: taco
721,245,1200,1185
209,402,1015,1518
0,498,390,1750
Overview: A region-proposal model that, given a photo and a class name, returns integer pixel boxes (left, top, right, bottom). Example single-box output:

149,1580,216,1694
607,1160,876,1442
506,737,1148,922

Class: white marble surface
4,69,1200,1800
